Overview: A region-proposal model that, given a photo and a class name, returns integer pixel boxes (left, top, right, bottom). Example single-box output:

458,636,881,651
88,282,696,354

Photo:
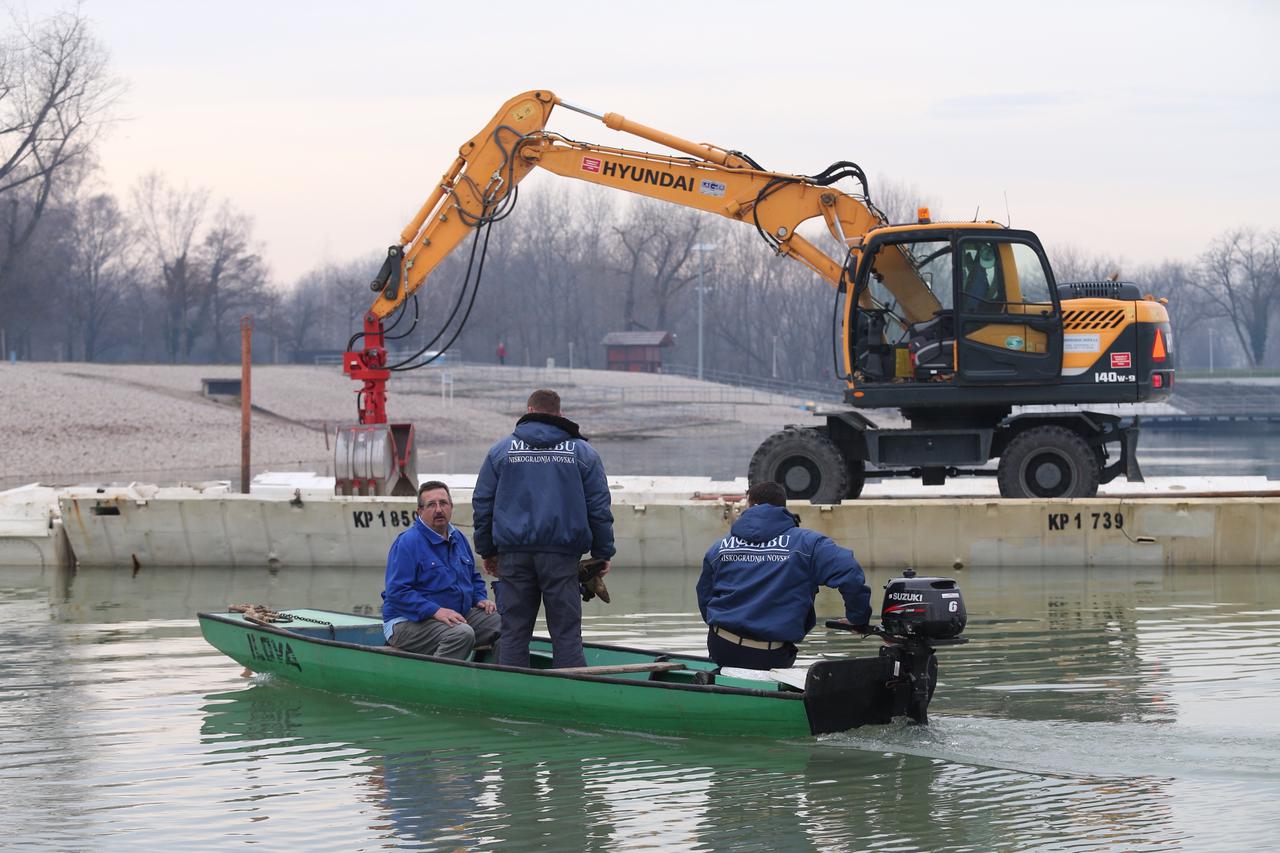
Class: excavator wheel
845,458,866,500
748,428,850,504
996,425,1100,499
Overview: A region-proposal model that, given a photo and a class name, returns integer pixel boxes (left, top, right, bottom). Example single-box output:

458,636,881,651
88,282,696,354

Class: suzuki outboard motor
813,568,968,732
880,570,966,640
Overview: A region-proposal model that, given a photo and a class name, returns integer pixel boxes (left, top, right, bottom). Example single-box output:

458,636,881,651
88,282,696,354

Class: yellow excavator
335,90,1175,501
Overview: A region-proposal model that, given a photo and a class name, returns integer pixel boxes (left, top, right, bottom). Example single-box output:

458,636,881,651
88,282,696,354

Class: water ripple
1,563,1279,851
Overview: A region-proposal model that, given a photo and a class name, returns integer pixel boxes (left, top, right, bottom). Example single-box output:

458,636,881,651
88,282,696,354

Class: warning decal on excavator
1064,334,1100,353
581,156,602,173
1111,352,1132,369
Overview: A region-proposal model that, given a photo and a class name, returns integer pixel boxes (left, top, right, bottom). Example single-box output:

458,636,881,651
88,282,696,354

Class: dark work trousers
497,551,586,668
707,627,798,670
389,606,501,660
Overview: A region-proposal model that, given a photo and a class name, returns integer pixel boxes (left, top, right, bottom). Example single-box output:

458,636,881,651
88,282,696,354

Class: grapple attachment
334,423,418,496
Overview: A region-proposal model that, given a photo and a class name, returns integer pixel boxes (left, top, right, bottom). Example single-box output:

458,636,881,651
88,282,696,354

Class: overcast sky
22,0,1280,285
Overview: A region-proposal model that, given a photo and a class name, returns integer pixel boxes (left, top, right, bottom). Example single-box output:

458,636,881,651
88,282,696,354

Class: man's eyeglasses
419,499,452,510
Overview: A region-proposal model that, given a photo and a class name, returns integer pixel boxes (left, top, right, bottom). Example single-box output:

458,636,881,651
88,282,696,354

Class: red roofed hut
601,331,675,373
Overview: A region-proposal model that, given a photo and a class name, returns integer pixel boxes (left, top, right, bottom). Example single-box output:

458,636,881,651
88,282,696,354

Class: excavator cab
847,226,1064,408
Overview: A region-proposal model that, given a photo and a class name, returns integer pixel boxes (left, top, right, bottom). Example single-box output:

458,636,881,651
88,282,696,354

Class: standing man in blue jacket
697,481,872,670
473,389,615,669
382,480,500,659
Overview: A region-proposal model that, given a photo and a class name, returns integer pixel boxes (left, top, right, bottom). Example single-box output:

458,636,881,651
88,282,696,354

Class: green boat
199,584,965,738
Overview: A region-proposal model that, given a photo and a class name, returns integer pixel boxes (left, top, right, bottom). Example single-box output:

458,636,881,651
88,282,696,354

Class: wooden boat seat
552,661,684,676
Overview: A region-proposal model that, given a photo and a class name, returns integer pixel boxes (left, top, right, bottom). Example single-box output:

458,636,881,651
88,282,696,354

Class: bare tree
131,173,209,361
1199,227,1280,367
66,190,135,360
703,223,833,382
871,175,930,226
1048,243,1125,283
1129,259,1215,365
611,198,708,330
504,187,616,366
196,204,269,361
0,8,120,304
277,257,374,360
279,275,326,357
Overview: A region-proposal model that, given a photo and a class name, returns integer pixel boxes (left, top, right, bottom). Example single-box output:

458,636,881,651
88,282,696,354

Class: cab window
958,238,1054,311
1006,242,1052,305
864,238,951,338
959,240,1005,312
904,240,953,310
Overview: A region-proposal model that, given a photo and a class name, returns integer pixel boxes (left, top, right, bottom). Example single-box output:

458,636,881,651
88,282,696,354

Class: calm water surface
1,562,1278,851
29,425,1265,488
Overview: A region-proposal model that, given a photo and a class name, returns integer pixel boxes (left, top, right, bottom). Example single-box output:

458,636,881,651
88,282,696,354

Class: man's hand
597,560,611,576
482,555,500,576
432,607,466,626
477,599,497,615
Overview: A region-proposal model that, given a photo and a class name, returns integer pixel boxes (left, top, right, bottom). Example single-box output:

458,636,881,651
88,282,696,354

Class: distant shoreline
1,362,812,488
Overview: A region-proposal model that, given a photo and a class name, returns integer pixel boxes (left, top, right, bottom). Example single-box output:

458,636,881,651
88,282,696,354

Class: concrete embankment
9,475,1274,571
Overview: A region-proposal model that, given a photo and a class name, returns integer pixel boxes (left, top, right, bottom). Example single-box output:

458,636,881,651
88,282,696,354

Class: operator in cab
697,481,872,670
382,480,500,660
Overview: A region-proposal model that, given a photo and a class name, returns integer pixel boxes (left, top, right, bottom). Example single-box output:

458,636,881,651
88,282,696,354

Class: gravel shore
2,361,834,487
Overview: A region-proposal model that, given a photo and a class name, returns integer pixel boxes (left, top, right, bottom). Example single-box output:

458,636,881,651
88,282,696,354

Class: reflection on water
1139,428,1280,479
1,561,1278,851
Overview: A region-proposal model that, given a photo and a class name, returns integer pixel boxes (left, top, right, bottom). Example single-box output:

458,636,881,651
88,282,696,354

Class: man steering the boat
698,481,872,670
382,481,501,659
472,388,615,669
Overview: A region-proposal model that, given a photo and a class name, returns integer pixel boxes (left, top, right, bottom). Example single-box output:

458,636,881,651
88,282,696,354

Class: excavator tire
748,428,849,504
997,425,1100,499
845,458,866,500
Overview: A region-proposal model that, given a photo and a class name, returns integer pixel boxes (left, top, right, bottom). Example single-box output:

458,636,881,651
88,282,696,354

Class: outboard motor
816,568,969,730
880,570,966,640
873,568,967,724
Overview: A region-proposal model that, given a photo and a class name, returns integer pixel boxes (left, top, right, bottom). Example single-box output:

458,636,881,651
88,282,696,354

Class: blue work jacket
697,503,872,644
382,517,488,639
472,414,615,560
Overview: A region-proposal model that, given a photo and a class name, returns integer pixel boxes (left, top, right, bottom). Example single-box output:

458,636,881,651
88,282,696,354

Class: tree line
2,9,1278,379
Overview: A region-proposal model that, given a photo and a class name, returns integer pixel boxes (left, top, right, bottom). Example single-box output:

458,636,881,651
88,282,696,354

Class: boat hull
199,607,942,737
199,609,818,738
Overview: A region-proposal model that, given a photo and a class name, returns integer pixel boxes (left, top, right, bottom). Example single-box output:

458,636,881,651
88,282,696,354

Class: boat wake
815,713,1280,782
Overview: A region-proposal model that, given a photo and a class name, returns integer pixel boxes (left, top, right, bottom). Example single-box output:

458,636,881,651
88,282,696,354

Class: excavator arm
367,90,932,319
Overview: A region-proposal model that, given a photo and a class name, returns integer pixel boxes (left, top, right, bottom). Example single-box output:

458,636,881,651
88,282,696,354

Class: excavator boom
369,90,933,319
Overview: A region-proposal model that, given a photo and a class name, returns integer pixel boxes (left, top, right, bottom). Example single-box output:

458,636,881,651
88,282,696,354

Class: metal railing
313,350,448,368
383,360,823,412
661,363,844,402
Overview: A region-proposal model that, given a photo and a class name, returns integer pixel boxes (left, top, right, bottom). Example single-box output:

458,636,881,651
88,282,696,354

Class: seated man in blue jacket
382,480,500,659
473,389,615,669
697,480,872,670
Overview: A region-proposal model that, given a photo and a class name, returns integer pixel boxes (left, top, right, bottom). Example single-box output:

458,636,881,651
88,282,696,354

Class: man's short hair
527,389,561,415
747,481,787,507
418,480,451,506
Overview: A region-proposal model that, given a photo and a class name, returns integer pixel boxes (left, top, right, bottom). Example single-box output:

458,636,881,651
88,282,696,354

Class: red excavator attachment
335,313,418,496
